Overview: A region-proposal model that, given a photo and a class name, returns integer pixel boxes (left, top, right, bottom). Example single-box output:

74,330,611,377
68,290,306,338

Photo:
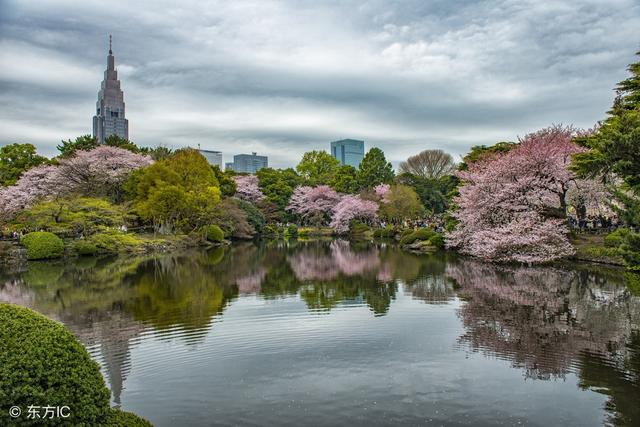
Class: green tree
256,167,301,217
104,135,145,153
296,150,340,185
330,165,359,193
397,173,460,214
0,143,49,186
212,165,237,197
129,148,221,232
459,141,516,170
357,147,394,189
379,184,424,222
572,52,640,226
148,145,173,161
57,135,99,158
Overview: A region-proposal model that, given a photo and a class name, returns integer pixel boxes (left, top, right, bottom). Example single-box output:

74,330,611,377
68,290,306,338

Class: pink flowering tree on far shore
287,185,343,226
0,146,151,221
329,195,379,233
58,146,152,201
446,125,588,263
0,165,63,221
232,175,264,203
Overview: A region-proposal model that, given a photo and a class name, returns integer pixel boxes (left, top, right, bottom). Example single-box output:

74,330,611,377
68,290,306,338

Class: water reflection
1,240,639,425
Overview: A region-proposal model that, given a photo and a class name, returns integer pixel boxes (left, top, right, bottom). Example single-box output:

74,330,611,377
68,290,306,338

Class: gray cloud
1,0,638,167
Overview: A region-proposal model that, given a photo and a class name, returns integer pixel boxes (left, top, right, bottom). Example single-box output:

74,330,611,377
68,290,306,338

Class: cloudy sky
0,0,638,168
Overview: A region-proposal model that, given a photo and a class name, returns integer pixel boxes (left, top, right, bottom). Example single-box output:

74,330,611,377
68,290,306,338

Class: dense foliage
0,143,49,187
20,231,65,260
356,147,394,189
0,304,151,426
296,150,340,185
127,148,220,233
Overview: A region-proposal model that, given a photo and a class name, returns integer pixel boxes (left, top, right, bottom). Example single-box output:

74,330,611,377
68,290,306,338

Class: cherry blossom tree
447,125,588,263
0,165,62,221
287,185,343,225
329,195,379,233
232,175,265,203
374,183,391,203
57,146,152,200
0,146,151,221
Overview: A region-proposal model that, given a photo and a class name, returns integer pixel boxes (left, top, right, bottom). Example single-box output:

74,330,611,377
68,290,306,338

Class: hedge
202,225,225,243
20,231,64,260
399,229,444,249
0,303,151,426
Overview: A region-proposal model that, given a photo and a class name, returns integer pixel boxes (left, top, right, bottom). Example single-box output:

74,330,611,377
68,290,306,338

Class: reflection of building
331,139,364,168
198,149,223,169
228,152,268,173
93,36,129,144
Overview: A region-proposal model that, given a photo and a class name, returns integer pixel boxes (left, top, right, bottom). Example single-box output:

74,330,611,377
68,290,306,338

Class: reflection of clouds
236,268,266,294
288,240,383,281
447,261,640,380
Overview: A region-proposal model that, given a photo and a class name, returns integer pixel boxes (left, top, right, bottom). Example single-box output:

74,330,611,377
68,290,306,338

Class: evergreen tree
356,147,394,189
572,51,640,226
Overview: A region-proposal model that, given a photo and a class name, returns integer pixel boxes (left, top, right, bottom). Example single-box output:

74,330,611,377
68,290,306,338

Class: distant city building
93,35,129,144
225,162,235,171
198,149,223,169
229,152,268,174
331,139,364,168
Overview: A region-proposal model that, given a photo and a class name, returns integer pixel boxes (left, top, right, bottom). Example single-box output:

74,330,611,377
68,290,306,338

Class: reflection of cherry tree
448,260,640,380
236,268,266,294
288,240,381,280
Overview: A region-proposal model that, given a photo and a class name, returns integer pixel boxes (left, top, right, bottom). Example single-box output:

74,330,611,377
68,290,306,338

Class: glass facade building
331,139,364,168
229,152,268,174
198,149,223,169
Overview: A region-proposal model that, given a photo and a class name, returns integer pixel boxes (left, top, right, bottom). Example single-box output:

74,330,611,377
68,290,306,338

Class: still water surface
1,240,639,426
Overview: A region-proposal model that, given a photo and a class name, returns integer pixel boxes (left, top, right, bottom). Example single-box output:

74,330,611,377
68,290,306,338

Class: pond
1,240,639,426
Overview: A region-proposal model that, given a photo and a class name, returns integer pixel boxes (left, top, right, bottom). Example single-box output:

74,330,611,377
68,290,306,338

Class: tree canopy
296,150,340,185
399,149,456,179
357,147,394,189
0,143,49,186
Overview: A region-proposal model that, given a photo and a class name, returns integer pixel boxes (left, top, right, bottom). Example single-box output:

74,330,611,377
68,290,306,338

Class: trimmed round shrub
20,231,64,260
399,229,437,245
203,225,225,243
0,303,151,426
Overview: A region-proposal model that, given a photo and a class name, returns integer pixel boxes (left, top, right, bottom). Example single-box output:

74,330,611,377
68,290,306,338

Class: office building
93,35,129,144
229,152,268,174
331,139,364,168
198,149,223,169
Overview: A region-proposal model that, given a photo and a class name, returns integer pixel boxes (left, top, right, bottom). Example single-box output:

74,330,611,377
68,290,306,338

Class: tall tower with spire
93,35,129,144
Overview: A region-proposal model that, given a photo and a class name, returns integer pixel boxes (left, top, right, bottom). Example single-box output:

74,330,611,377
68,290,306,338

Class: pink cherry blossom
329,195,379,233
232,175,264,203
287,185,343,225
446,125,589,263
